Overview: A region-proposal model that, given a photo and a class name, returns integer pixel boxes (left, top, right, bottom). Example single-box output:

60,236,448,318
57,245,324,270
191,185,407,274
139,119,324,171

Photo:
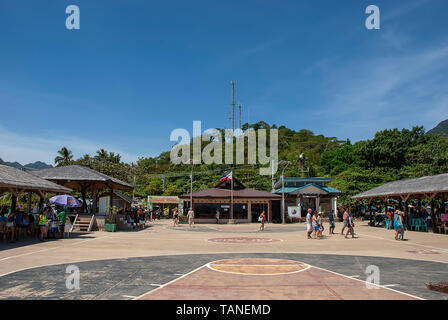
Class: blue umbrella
49,195,81,207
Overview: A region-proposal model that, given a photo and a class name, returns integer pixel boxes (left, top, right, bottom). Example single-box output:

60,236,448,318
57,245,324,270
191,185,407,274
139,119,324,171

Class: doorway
251,203,268,222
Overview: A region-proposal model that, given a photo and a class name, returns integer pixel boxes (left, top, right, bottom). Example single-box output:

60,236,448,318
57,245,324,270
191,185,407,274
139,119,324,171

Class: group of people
0,204,68,243
171,207,194,227
121,207,148,230
305,208,355,240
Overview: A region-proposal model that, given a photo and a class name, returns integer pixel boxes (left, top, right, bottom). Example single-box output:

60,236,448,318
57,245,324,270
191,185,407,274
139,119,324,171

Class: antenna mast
230,81,235,131
238,102,242,129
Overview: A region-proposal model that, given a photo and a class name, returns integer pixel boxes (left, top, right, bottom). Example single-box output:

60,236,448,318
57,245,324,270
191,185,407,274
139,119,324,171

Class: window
193,203,248,219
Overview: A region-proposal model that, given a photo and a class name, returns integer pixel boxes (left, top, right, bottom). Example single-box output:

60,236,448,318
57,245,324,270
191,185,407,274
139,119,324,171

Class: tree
54,147,74,166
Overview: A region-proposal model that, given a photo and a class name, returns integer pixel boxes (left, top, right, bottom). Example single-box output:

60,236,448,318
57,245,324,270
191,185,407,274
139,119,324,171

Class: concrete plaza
0,220,447,300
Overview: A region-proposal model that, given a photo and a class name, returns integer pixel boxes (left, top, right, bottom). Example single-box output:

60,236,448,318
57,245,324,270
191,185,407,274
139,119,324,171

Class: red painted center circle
208,237,281,243
406,249,441,255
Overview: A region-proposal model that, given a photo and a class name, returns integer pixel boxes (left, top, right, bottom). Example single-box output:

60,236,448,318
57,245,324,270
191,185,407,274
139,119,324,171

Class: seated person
6,211,16,243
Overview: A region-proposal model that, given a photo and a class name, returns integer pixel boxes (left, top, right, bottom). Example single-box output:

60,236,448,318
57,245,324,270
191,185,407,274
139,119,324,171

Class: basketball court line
205,237,284,243
309,264,424,300
0,235,113,263
205,258,311,276
357,232,448,253
133,263,208,300
135,258,424,300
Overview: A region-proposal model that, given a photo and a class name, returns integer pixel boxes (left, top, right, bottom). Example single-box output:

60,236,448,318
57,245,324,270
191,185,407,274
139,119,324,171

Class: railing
88,215,95,232
70,214,79,232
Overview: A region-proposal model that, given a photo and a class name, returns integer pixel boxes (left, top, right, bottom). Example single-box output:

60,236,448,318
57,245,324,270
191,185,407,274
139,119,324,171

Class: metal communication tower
230,81,235,130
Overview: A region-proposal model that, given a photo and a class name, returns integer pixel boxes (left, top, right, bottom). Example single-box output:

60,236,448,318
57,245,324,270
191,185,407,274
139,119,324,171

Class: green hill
43,121,448,206
427,119,448,136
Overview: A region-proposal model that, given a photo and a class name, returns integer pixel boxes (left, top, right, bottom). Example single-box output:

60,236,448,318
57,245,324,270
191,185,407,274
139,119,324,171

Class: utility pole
132,176,136,203
279,160,291,225
230,81,235,131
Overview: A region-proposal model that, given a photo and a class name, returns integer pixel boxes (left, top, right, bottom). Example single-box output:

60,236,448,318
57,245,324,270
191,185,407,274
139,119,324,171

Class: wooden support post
429,192,438,234
92,189,98,214
39,194,44,209
27,192,32,214
400,194,410,228
11,194,17,211
81,188,87,214
109,187,114,223
268,200,272,222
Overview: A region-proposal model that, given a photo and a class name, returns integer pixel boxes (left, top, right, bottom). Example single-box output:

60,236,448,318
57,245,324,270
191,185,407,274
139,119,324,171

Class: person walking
317,212,324,238
215,209,220,224
329,210,336,234
38,209,48,241
173,208,179,227
259,211,266,231
187,208,195,228
345,213,355,238
340,208,349,235
394,211,405,240
306,208,313,239
57,208,67,239
6,211,16,243
312,211,320,239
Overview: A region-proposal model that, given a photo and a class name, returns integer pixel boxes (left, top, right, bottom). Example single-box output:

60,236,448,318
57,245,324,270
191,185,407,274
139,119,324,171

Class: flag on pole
219,172,232,181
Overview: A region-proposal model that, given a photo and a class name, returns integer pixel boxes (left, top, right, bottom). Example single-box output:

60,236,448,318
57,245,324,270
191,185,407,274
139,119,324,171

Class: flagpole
230,171,233,220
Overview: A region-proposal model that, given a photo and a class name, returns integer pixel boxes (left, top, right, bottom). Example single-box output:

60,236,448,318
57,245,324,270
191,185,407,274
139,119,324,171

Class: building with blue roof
272,177,342,218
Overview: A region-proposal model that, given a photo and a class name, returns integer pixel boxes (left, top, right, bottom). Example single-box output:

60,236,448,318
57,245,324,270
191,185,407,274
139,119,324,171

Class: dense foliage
320,127,448,204
47,122,448,206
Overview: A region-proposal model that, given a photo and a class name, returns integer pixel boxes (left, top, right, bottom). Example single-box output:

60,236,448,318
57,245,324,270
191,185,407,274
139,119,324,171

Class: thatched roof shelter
352,173,448,234
0,164,72,194
352,173,448,200
33,165,133,214
33,165,133,191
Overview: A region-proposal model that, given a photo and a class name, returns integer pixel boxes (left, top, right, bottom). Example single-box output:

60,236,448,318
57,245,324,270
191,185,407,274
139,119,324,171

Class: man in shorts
306,208,313,239
187,208,195,228
57,208,67,239
340,208,349,235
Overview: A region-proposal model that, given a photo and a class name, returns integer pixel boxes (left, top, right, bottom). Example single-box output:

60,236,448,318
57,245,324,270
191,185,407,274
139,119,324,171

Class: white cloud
0,126,140,165
313,40,448,139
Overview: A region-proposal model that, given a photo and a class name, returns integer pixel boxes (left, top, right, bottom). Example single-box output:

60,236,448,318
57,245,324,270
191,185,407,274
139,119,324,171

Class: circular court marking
207,237,282,244
406,249,441,255
207,258,309,275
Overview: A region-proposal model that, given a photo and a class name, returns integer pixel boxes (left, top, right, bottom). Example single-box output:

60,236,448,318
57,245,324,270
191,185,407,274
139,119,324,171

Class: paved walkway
0,220,447,299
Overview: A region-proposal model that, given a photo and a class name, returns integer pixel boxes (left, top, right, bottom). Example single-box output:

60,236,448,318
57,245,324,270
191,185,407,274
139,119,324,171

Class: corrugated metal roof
272,183,341,195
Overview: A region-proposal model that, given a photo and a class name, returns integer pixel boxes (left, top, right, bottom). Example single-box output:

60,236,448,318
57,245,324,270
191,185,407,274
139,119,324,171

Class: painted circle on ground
207,258,309,275
406,249,441,255
207,237,282,243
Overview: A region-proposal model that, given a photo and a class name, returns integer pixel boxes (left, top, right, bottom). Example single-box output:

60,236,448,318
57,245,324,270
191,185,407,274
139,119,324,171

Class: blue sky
0,0,447,164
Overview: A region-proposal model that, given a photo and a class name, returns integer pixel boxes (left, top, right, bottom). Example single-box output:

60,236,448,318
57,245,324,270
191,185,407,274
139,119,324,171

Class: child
259,211,266,231
345,213,355,238
317,212,324,237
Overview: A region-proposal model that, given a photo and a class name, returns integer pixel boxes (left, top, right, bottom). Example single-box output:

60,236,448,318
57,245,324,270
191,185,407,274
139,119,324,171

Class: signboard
148,196,182,204
288,206,301,218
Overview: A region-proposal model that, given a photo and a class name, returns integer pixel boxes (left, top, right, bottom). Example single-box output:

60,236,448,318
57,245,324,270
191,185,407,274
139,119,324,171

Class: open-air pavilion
33,165,133,214
352,173,448,234
0,164,72,212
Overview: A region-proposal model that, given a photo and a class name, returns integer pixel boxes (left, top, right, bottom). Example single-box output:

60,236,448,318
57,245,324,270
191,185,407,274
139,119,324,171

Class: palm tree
55,147,74,167
95,148,108,161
